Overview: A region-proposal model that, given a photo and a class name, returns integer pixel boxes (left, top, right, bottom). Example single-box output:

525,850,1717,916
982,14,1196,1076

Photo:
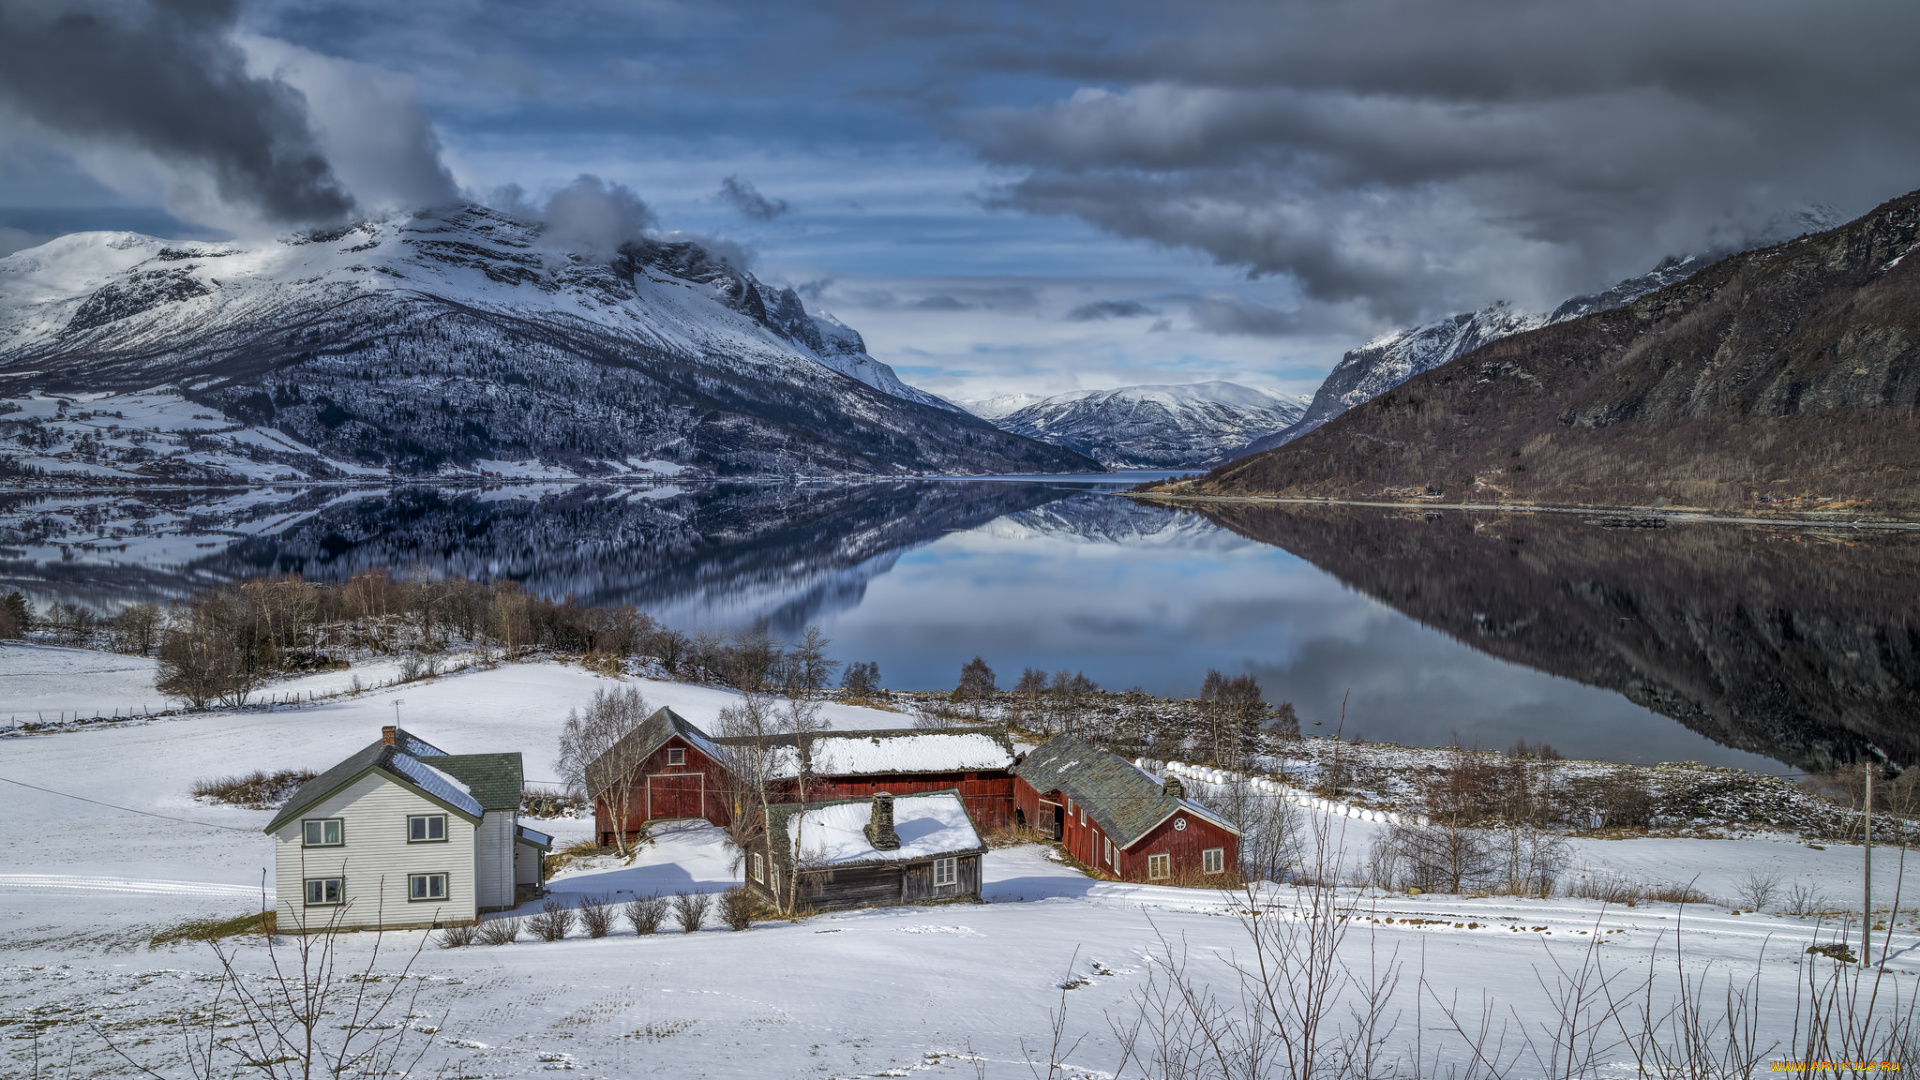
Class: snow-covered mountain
0,206,1092,480
985,382,1306,468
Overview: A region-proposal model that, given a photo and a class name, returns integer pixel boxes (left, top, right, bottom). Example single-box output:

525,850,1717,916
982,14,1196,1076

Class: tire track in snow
0,874,269,899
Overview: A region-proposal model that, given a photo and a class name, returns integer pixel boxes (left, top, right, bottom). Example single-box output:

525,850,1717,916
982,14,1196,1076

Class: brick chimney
1163,775,1185,799
864,791,901,850
382,725,397,746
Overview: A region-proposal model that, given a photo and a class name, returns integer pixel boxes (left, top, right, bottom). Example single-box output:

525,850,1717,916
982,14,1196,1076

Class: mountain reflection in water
4,481,1911,770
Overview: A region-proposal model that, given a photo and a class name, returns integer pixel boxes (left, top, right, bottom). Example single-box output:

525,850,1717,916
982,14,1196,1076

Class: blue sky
3,0,1917,403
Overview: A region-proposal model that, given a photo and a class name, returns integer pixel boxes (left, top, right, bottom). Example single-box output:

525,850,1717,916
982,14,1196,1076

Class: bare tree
714,691,787,908
840,660,881,698
1014,667,1050,729
558,685,652,857
102,885,440,1080
954,655,997,720
781,692,830,915
786,625,838,695
109,602,166,656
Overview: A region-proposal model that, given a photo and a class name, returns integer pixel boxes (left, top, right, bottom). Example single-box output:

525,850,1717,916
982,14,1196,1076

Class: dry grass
149,909,275,947
545,838,615,876
190,770,316,809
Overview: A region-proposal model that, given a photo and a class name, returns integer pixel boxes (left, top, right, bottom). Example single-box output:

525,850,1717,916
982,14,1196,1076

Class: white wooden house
264,726,550,931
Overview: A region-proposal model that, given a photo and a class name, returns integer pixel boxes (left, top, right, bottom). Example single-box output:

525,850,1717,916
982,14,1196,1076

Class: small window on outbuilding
1148,853,1171,881
934,857,957,887
752,853,765,883
408,814,446,842
408,873,449,901
304,877,344,906
1203,847,1225,875
303,819,343,847
666,748,686,766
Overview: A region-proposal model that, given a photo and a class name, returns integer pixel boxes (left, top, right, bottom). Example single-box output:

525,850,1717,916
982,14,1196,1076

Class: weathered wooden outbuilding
588,707,733,844
1012,735,1240,884
747,790,985,911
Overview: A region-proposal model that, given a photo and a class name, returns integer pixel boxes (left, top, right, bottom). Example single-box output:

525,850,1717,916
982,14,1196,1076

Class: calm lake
7,477,1919,774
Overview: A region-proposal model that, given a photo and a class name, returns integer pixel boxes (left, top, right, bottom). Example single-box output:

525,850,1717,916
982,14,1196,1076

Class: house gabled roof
712,727,1016,779
265,736,488,834
583,707,720,798
766,789,985,870
1012,735,1241,848
432,753,524,812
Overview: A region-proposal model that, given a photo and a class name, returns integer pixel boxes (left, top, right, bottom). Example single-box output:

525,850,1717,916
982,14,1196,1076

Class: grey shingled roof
1012,735,1240,848
264,735,489,834
583,707,717,799
433,753,525,811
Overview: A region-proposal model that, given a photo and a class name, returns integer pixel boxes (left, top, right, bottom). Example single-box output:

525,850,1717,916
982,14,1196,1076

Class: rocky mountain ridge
1190,187,1920,515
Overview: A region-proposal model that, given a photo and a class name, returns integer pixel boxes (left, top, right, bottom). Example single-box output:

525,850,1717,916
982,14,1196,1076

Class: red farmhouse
1012,734,1241,883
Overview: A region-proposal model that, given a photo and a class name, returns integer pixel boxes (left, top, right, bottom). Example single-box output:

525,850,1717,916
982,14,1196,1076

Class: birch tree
557,686,651,857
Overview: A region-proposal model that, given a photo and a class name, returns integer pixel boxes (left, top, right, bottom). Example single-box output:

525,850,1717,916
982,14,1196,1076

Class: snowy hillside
0,207,1092,480
986,382,1306,468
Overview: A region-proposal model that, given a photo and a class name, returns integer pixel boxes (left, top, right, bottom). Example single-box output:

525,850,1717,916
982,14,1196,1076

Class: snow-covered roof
766,729,1015,779
781,791,984,868
387,754,485,818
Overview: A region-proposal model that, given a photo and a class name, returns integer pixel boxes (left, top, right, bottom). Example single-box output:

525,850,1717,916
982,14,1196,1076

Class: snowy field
3,649,1918,1077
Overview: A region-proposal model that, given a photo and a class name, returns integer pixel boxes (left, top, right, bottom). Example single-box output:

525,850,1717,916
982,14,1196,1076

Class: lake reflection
5,480,1914,771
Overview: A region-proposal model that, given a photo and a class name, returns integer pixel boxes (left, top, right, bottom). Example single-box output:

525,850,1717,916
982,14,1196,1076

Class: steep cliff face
1201,188,1920,515
0,207,1089,478
1182,501,1920,770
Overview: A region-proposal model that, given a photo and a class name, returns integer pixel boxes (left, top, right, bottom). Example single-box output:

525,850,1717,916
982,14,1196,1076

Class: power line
0,774,258,833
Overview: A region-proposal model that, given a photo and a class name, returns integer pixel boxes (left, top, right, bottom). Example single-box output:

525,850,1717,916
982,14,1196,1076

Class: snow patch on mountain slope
988,382,1306,469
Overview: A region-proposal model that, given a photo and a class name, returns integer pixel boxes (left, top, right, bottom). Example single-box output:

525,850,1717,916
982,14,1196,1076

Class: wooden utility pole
1865,761,1874,967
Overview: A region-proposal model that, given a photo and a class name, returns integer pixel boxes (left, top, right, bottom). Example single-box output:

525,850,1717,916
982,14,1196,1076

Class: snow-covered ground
3,652,1917,1077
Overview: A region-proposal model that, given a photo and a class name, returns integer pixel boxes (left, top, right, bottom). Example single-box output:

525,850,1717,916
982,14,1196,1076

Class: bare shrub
719,886,757,931
577,894,615,938
625,893,669,935
528,898,575,942
476,916,522,946
436,922,477,948
1370,820,1497,893
1566,872,1644,906
1645,881,1713,906
1735,868,1783,911
191,769,317,809
672,890,711,933
1785,881,1829,917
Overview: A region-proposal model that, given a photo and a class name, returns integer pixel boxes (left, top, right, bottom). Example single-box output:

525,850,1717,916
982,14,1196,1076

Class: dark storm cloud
1065,299,1155,321
0,0,355,225
947,0,1920,320
718,175,791,221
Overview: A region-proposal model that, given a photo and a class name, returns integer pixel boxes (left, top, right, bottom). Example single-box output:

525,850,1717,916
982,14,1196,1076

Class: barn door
1039,799,1062,840
648,773,704,821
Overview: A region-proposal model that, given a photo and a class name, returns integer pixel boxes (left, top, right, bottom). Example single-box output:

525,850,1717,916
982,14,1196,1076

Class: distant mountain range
969,382,1306,469
0,206,1095,481
1186,187,1920,516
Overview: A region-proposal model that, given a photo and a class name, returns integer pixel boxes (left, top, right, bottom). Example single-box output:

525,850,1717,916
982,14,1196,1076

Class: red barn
719,727,1018,829
1012,735,1240,883
588,708,733,845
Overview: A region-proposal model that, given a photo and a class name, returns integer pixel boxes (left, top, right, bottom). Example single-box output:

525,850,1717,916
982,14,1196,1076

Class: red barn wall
777,772,1013,829
594,735,732,844
1117,811,1239,884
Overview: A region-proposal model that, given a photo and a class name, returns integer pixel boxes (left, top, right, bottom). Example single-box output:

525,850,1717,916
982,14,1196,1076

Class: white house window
933,857,958,887
666,748,685,766
1148,854,1171,881
1079,807,1086,826
1203,848,1226,875
304,877,344,906
1104,838,1114,865
408,873,449,901
752,853,765,883
302,819,343,847
408,814,446,842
